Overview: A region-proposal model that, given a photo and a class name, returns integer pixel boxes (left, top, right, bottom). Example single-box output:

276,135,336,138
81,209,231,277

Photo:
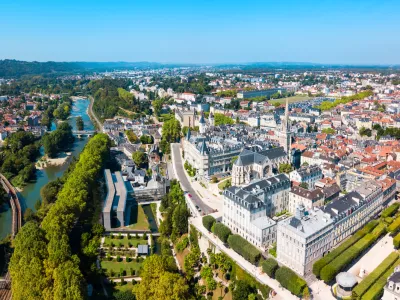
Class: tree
132,151,148,168
278,163,293,174
134,255,189,300
214,113,234,126
126,130,138,143
153,99,163,117
75,116,84,131
9,221,50,300
202,216,216,232
359,126,372,137
299,182,309,190
114,290,136,300
321,128,335,134
161,118,181,154
232,281,255,300
140,135,153,144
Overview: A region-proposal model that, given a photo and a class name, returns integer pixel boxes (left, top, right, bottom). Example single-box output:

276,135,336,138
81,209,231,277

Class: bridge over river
72,130,97,137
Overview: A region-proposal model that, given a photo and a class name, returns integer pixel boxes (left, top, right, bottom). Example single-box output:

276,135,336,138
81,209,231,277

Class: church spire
284,97,289,132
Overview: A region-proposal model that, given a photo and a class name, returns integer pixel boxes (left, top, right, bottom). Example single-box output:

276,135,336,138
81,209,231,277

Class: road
170,143,214,215
88,95,103,131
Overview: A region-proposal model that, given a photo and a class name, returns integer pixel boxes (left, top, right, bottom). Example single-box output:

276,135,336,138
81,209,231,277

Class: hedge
381,203,400,218
394,233,400,249
388,216,400,233
212,222,231,243
262,258,279,278
202,215,216,232
352,252,399,299
320,223,386,283
312,220,379,277
385,217,394,224
227,234,261,264
361,257,400,300
275,266,307,297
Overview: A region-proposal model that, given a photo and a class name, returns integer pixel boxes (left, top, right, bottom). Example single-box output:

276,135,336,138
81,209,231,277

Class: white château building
223,174,290,250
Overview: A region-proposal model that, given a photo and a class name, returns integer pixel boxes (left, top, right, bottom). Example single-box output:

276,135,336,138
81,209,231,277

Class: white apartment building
223,175,290,250
277,180,388,276
289,164,323,189
277,207,334,276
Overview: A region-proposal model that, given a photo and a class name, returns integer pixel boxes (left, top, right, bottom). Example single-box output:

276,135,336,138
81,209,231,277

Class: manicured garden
351,252,400,299
201,216,307,297
103,233,148,248
127,204,150,230
319,223,386,283
313,220,379,278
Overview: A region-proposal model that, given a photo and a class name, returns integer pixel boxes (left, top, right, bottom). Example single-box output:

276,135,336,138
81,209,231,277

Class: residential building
288,186,324,214
289,165,323,189
382,266,400,300
277,180,386,275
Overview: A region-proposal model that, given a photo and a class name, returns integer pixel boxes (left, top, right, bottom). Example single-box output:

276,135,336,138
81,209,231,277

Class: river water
0,99,94,239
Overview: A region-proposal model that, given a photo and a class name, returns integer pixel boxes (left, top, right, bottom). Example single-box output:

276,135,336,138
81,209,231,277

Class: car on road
188,193,192,198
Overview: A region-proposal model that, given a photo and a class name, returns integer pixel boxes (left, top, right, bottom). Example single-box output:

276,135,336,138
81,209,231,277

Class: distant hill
0,60,198,78
1,59,399,78
0,59,85,77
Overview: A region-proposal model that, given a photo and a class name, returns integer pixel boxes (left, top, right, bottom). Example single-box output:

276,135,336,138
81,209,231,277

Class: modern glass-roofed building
102,169,128,230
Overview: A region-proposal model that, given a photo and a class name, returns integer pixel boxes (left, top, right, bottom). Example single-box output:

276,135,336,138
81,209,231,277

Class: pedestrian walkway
190,216,299,300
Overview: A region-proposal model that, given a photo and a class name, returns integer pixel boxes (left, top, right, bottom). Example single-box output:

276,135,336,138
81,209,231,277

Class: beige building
288,186,324,214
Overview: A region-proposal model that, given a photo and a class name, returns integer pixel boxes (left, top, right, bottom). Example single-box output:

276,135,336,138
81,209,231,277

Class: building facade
277,180,392,276
223,175,290,250
232,147,288,186
289,165,323,189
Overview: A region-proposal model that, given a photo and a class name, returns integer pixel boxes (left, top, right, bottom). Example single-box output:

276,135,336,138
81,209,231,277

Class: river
0,99,94,239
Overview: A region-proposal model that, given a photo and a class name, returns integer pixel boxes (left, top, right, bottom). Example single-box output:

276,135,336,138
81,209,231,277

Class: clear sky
0,0,399,64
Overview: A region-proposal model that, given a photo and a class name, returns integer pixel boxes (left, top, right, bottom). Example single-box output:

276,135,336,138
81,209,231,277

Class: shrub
320,223,386,283
116,255,122,262
381,203,400,218
176,236,189,253
388,216,400,233
275,266,307,296
227,235,261,264
212,222,231,243
143,233,147,240
352,252,399,298
385,217,394,224
394,233,400,249
131,269,136,276
126,257,131,262
203,216,216,232
312,220,378,277
262,258,279,278
361,258,400,300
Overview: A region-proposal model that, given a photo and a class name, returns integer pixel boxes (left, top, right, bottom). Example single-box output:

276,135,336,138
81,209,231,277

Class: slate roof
234,147,287,167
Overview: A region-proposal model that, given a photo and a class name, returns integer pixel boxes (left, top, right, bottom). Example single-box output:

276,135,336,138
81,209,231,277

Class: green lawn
218,178,232,190
270,95,312,105
101,260,143,273
103,236,147,248
126,204,150,230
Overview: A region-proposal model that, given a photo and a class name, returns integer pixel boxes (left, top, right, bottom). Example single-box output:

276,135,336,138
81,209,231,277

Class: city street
170,143,214,215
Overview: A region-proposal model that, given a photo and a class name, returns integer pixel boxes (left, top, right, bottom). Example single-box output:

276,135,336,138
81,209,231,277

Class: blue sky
0,0,399,64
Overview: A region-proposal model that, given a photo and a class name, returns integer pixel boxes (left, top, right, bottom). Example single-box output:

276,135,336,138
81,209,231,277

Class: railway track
0,174,22,300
